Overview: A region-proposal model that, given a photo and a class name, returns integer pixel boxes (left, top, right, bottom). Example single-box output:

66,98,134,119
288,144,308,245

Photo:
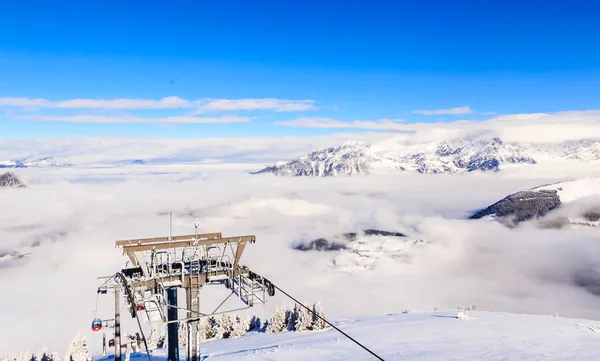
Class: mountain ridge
252,137,600,176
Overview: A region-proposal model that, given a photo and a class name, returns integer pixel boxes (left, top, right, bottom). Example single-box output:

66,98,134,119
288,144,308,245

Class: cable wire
270,283,385,361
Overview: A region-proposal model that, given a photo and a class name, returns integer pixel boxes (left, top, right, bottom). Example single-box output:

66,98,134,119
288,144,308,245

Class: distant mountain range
471,178,600,227
0,157,72,169
252,137,600,176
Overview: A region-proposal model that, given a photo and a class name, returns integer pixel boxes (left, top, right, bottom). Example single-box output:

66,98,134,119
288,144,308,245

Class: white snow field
533,177,600,203
111,311,600,361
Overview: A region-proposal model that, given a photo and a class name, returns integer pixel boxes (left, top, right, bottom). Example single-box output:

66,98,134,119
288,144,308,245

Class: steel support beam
186,287,200,361
167,288,179,361
115,289,121,361
115,233,222,247
121,235,255,254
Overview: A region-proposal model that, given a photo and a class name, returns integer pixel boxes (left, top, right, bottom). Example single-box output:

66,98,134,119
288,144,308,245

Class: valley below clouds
2,159,600,352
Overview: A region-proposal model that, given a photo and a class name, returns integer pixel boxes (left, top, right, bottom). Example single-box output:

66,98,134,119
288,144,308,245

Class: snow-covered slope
254,137,600,176
116,311,600,361
471,178,600,226
533,178,600,203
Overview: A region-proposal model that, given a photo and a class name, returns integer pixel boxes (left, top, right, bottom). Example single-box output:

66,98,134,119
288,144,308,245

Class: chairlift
91,319,103,331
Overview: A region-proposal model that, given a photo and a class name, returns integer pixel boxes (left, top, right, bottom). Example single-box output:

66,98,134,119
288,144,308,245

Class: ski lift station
93,219,276,361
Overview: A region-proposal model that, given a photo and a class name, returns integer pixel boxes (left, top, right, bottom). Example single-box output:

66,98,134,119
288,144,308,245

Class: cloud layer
275,117,406,129
1,166,600,355
275,110,600,143
0,96,316,112
413,106,472,115
16,114,251,124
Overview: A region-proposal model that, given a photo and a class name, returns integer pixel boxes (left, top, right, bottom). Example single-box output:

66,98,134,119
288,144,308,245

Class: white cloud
275,117,405,129
275,110,600,143
2,169,600,354
413,106,472,115
0,96,315,112
14,114,251,124
196,98,316,113
0,97,50,107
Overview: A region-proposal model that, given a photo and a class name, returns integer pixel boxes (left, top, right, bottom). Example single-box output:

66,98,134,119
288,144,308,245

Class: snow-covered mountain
0,157,71,168
0,172,25,188
530,139,600,162
252,137,600,176
251,141,402,176
109,311,599,361
293,229,428,273
471,178,600,227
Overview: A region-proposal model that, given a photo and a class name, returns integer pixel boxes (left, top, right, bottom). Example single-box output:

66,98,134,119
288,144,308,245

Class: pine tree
178,322,188,348
50,351,61,361
286,304,299,331
65,334,92,361
311,302,326,330
266,306,286,333
200,317,217,341
158,324,166,348
248,316,262,332
214,314,233,339
147,325,160,349
37,346,52,361
295,302,313,332
228,316,244,338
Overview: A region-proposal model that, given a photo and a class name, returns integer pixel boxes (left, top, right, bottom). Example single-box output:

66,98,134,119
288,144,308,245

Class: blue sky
1,0,599,138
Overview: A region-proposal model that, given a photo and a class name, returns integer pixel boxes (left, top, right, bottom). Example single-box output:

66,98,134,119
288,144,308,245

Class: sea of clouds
1,157,600,354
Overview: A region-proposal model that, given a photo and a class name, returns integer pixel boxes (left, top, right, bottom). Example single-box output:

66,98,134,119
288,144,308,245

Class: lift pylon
95,222,275,361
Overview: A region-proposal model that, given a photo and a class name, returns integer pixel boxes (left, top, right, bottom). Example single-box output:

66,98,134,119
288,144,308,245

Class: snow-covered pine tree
178,322,188,348
214,314,233,340
37,346,53,361
286,304,299,331
266,306,286,333
294,302,313,332
50,351,60,361
65,334,92,361
147,325,160,349
248,316,262,332
229,316,248,338
158,324,166,348
311,302,326,330
200,317,217,341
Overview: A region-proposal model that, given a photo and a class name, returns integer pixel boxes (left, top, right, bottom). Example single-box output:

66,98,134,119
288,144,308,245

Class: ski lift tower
99,223,276,361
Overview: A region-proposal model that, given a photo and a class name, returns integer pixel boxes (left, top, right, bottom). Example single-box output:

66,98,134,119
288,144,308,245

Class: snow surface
533,178,600,203
109,311,600,361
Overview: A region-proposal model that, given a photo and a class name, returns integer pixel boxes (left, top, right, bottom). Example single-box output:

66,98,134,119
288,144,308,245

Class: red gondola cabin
91,319,102,332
